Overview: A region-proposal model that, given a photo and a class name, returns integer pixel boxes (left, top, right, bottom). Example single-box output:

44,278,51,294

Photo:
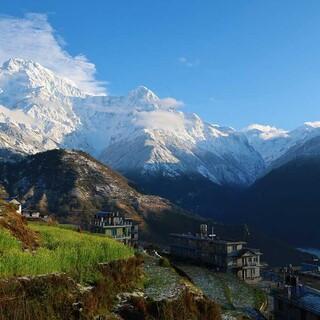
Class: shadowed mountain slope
226,156,320,247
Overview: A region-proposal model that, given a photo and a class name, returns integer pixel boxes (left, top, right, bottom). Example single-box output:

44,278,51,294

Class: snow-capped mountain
63,86,265,185
243,122,320,166
0,58,82,154
0,58,320,186
0,58,266,185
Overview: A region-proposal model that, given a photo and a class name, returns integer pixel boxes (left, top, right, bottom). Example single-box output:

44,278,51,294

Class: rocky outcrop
0,256,144,320
116,285,221,320
0,255,221,320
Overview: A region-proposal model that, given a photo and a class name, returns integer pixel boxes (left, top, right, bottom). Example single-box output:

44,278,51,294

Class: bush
159,257,171,268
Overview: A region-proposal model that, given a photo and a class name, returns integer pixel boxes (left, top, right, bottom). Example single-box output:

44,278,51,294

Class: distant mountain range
0,57,320,250
2,58,320,186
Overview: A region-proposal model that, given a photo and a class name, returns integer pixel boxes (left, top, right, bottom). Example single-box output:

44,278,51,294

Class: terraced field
0,219,134,282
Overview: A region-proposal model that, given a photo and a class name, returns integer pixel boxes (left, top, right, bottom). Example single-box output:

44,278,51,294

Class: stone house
91,211,138,245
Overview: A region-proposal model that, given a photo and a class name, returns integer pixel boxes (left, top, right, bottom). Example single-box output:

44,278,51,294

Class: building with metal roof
170,224,263,283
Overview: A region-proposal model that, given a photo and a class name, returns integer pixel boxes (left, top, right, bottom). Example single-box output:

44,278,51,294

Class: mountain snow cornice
0,58,319,185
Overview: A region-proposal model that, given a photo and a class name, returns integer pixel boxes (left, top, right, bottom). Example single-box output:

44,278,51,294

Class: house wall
227,243,244,254
91,212,138,244
171,237,228,269
242,254,260,266
103,226,131,239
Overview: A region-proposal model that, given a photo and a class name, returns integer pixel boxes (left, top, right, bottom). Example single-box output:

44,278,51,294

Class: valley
1,4,320,320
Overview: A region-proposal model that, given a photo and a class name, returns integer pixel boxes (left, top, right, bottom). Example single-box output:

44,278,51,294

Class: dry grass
0,202,39,250
0,256,144,320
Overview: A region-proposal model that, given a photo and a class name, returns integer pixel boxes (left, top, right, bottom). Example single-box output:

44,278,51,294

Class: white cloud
134,110,188,132
0,13,106,95
158,97,184,109
178,56,200,68
244,124,289,140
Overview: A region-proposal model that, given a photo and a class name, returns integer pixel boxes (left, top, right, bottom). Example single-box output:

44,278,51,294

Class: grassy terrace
0,223,134,283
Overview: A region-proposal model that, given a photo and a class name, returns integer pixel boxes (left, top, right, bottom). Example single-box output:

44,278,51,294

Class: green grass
55,223,79,231
0,223,134,283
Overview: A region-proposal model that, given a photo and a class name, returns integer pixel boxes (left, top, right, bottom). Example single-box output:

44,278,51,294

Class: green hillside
0,219,134,282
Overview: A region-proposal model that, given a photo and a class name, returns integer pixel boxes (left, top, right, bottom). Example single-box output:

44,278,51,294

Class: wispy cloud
178,56,200,68
0,13,106,95
134,110,189,132
158,97,184,109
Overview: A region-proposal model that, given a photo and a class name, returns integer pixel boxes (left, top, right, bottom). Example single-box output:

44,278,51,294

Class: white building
8,199,22,214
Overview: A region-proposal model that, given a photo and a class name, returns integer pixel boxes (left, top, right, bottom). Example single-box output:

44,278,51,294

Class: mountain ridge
0,57,266,185
0,57,320,188
225,154,320,247
0,148,204,242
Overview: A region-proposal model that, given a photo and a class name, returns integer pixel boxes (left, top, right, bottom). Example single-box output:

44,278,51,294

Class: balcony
242,262,262,268
113,235,131,240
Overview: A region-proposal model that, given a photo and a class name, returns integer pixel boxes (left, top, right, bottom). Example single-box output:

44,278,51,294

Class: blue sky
1,0,320,129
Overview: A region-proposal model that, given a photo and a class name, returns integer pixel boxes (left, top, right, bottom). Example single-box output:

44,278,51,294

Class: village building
272,272,320,320
4,197,48,220
91,211,138,245
22,211,41,219
8,198,22,214
170,224,263,283
301,256,320,274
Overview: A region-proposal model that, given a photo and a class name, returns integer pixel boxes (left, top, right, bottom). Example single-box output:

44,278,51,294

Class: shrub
159,257,171,268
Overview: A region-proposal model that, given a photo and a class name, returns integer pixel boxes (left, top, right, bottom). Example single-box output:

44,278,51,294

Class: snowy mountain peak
0,58,84,104
128,85,158,101
2,57,36,72
126,86,161,111
0,59,83,148
1,58,58,77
